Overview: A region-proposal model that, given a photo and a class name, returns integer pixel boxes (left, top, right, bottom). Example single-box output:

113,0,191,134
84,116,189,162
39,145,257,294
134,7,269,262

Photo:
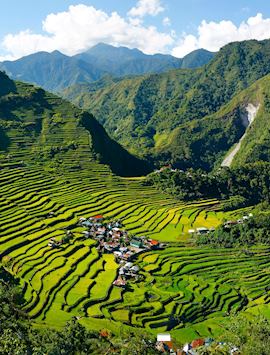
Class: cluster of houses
78,214,163,288
156,334,239,354
223,213,253,229
188,213,254,236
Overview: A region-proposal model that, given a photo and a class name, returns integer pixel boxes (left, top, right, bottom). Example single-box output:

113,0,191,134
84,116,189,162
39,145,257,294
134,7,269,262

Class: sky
1,0,270,60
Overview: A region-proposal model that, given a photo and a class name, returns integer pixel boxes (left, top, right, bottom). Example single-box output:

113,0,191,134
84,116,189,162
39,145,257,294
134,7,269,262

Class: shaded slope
0,71,150,176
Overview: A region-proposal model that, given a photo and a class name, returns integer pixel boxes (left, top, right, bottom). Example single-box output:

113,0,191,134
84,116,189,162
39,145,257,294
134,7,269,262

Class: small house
196,227,209,235
113,277,126,288
149,239,160,249
124,262,133,270
82,220,93,228
93,214,104,222
130,239,143,248
224,220,238,228
130,265,139,273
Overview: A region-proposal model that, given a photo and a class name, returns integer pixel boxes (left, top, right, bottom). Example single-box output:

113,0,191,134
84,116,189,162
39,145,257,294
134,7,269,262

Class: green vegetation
144,163,270,209
197,213,270,247
0,159,224,337
221,315,270,355
63,39,270,170
0,44,214,93
127,245,270,342
0,71,149,177
0,270,157,354
2,40,270,350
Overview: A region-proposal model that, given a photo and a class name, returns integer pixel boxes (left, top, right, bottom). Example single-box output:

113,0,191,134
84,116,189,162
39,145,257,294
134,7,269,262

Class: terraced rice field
119,246,270,341
0,161,235,340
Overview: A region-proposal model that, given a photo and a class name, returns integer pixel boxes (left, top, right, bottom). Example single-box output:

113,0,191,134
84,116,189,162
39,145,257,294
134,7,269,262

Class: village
48,214,164,289
47,212,254,289
155,333,239,355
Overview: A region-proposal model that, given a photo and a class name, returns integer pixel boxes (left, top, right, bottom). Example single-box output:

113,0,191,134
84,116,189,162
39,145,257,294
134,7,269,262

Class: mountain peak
50,50,66,57
84,42,144,57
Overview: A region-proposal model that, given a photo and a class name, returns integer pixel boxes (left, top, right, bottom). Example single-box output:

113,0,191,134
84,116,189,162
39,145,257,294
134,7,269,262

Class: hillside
0,44,214,93
63,39,270,170
0,71,150,176
159,72,270,170
0,51,104,92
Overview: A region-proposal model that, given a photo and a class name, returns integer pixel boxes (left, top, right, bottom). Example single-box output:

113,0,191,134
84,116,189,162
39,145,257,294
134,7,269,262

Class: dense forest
63,39,270,170
144,162,270,209
197,214,270,248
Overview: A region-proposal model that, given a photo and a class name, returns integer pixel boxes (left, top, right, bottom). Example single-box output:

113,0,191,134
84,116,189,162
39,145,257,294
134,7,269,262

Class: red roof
93,214,104,219
100,329,109,338
150,239,160,246
191,339,205,348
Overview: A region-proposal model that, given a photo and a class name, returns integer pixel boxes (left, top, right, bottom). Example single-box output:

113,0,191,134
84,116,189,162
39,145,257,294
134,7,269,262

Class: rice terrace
3,2,270,352
1,156,269,344
0,161,221,338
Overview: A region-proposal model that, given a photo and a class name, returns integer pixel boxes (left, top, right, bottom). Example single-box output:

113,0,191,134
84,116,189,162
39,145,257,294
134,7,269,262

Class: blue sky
1,0,270,60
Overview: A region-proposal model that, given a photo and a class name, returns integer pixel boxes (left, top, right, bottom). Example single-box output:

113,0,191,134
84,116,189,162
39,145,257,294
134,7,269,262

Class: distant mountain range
0,43,215,92
62,39,270,171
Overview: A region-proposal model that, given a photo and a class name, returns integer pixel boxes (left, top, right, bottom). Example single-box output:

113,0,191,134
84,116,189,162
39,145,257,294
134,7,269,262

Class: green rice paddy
0,161,266,343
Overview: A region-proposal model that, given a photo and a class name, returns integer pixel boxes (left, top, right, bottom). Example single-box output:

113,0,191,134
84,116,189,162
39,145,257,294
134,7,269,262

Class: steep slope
0,51,104,92
63,39,270,168
0,71,150,176
221,103,260,167
231,75,270,166
156,74,270,170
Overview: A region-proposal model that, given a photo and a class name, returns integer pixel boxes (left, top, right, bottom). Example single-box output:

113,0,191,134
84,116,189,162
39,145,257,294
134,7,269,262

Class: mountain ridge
0,70,150,176
62,39,270,170
0,44,215,92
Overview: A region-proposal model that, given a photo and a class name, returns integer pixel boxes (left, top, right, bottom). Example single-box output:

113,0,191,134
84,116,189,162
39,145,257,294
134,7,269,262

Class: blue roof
82,221,92,227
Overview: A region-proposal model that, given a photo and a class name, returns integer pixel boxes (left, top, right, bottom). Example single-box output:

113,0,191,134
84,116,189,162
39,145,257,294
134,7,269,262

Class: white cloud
0,54,17,61
128,0,164,18
1,4,173,59
172,13,270,58
163,17,171,27
2,7,270,62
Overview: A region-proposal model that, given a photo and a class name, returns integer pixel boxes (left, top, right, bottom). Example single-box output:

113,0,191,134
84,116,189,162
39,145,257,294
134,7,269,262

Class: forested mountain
0,71,150,176
0,44,214,93
0,51,104,92
63,39,270,170
75,43,214,76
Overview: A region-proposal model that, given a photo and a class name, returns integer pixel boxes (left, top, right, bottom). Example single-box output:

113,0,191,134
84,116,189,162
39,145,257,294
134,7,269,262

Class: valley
1,37,270,353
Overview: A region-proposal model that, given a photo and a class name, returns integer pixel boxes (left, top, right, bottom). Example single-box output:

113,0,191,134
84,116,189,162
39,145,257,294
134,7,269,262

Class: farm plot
0,162,226,337
105,246,270,342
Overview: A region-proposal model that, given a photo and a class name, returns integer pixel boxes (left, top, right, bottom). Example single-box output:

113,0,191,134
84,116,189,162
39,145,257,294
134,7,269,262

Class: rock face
221,103,260,167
